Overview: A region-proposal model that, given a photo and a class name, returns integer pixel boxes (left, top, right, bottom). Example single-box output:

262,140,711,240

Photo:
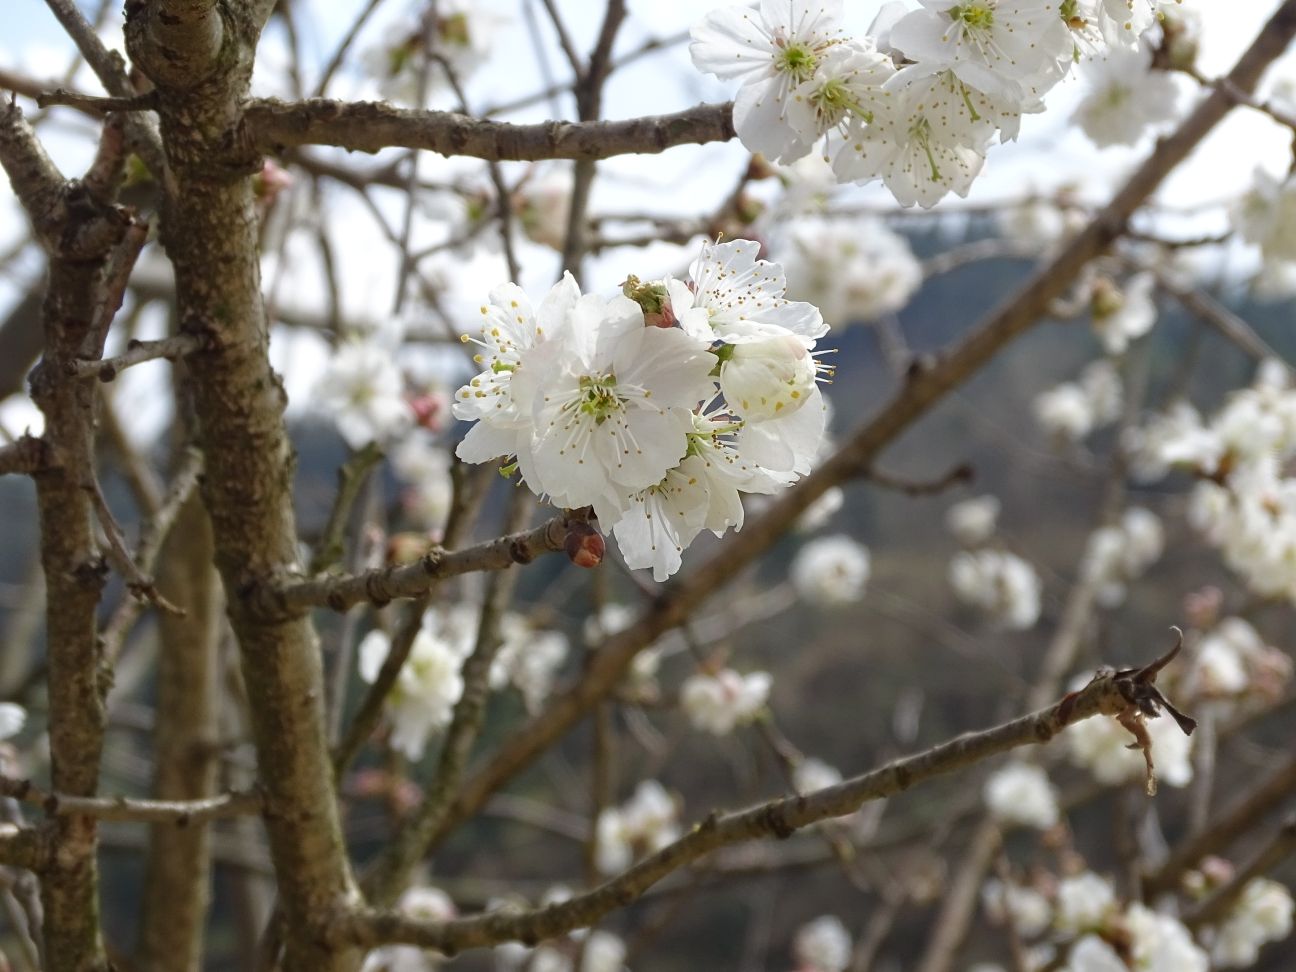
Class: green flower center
576,374,621,424
950,3,995,30
776,43,818,83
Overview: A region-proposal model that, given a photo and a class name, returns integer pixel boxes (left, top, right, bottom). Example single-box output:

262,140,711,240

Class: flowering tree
0,1,1295,971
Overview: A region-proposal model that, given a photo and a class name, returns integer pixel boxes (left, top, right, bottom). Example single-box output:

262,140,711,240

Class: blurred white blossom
791,535,870,606
982,761,1059,830
793,914,852,972
948,549,1041,630
680,668,771,735
945,495,1001,547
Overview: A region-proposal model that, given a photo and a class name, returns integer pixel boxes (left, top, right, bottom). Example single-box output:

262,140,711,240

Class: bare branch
0,776,260,825
332,669,1153,953
0,100,68,240
257,509,581,617
71,333,206,382
244,98,735,162
35,89,159,115
42,0,134,97
0,437,49,478
363,490,534,905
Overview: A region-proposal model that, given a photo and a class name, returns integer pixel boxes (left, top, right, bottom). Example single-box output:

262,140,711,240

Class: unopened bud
408,391,448,432
622,275,676,327
565,521,605,568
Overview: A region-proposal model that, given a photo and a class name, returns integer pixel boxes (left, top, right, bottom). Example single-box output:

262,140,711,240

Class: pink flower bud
565,521,605,568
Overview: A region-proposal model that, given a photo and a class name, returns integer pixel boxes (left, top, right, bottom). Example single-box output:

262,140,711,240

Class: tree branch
256,510,579,618
0,437,50,478
332,667,1157,953
243,99,735,162
71,334,205,382
0,776,260,825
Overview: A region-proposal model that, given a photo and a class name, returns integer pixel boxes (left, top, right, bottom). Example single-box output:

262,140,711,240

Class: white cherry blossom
793,915,852,972
778,215,922,326
680,668,772,734
982,761,1060,829
1055,872,1118,934
514,293,717,523
1074,45,1181,147
1208,878,1295,968
945,494,1001,546
357,618,467,762
833,64,993,208
888,0,1071,104
948,549,1041,629
671,237,827,347
453,273,581,467
317,341,411,448
791,534,870,605
689,0,847,162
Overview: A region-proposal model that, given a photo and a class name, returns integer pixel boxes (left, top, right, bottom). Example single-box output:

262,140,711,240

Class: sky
0,0,1293,441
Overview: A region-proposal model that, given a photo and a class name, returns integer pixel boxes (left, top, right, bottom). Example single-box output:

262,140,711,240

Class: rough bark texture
136,493,221,972
1,96,128,972
125,5,362,969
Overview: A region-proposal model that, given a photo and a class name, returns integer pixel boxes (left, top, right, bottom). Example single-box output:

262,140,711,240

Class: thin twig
0,775,260,825
70,333,204,381
331,659,1177,953
258,509,585,617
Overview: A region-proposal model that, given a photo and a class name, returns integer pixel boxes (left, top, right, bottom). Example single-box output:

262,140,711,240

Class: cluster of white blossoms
790,534,871,606
357,605,569,760
944,489,1042,629
689,0,1172,208
982,760,1060,830
1206,878,1295,968
949,549,1042,630
1034,359,1123,442
775,215,922,325
1125,359,1296,601
977,867,1295,972
1079,506,1164,608
452,240,832,581
594,780,681,874
792,914,853,972
680,667,772,735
